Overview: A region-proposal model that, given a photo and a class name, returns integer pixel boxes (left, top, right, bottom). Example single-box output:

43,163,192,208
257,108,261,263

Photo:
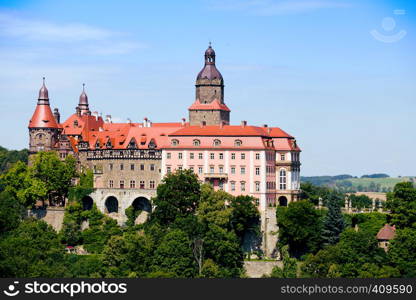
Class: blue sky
0,0,415,176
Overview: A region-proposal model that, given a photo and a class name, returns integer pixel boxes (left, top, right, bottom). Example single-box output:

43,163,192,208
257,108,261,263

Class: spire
38,77,49,104
29,78,58,128
78,83,90,115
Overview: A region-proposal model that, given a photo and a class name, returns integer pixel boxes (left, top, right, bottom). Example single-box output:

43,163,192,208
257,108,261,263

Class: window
213,139,221,147
240,181,246,192
150,164,155,171
189,166,194,172
140,181,145,189
193,139,201,146
241,167,246,175
255,181,260,192
210,166,215,173
149,181,155,189
178,153,183,159
279,169,287,190
171,139,179,146
241,153,245,160
109,180,114,188
219,181,224,190
198,166,203,174
109,163,113,171
231,166,236,174
231,153,235,160
219,166,224,173
166,166,171,173
231,181,236,191
120,180,125,189
281,154,285,161
178,166,183,171
167,152,171,159
120,164,124,171
219,153,223,159
255,167,260,175
198,153,203,159
234,140,242,147
190,153,194,159
140,164,145,171
255,153,260,160
130,164,135,171
210,153,214,159
130,180,136,188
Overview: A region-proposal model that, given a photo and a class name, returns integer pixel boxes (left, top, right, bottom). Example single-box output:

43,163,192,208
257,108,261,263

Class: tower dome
78,83,90,115
197,43,223,81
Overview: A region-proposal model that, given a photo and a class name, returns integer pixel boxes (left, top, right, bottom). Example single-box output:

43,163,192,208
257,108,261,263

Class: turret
28,78,60,153
77,83,90,115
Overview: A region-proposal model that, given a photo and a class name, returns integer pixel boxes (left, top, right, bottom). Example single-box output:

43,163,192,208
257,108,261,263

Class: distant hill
301,174,415,193
0,146,28,173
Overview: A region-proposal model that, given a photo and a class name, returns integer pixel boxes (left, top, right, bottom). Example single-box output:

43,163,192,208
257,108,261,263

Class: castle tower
189,44,230,126
28,78,60,154
78,83,91,115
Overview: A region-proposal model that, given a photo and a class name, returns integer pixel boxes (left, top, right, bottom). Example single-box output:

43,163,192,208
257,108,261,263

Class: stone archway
81,196,93,211
105,196,119,213
131,196,152,213
278,196,288,207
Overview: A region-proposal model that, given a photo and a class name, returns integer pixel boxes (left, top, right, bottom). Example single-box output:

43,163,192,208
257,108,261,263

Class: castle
28,45,301,256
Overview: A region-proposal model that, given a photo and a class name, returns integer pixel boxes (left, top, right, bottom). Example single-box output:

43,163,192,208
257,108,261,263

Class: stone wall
244,260,282,278
28,207,65,231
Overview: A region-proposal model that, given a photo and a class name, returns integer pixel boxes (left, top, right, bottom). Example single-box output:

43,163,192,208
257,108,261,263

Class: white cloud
210,0,351,15
0,12,115,42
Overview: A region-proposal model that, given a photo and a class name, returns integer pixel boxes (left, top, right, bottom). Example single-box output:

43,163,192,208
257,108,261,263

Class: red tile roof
28,104,59,128
376,224,396,240
188,99,231,112
170,125,292,137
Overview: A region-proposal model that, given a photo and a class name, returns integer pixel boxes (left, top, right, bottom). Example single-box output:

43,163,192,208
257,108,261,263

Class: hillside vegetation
301,174,415,193
0,146,28,174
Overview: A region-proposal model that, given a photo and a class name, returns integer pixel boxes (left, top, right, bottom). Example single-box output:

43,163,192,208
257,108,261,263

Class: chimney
53,108,60,123
105,115,112,123
147,120,152,127
200,120,206,127
143,117,148,127
263,124,268,128
93,111,99,121
241,120,247,127
181,118,186,126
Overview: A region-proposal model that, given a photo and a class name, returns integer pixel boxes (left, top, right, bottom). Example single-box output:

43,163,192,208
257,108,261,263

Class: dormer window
193,139,201,146
213,139,221,147
128,138,137,149
95,141,100,148
149,139,156,149
171,139,179,146
74,120,78,127
234,139,242,147
106,140,112,149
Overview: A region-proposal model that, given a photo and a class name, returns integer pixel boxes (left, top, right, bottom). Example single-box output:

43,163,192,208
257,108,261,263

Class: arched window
279,169,287,190
213,139,221,147
171,139,179,146
234,139,242,147
193,139,201,146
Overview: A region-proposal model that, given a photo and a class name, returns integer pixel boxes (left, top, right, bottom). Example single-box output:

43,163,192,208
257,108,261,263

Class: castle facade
28,45,301,256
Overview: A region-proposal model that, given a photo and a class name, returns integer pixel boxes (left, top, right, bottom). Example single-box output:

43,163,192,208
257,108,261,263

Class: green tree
0,191,24,235
151,229,197,277
322,193,345,246
386,182,416,229
0,219,66,277
0,146,28,174
230,195,260,242
388,228,416,277
276,200,324,257
151,170,201,225
269,245,297,278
